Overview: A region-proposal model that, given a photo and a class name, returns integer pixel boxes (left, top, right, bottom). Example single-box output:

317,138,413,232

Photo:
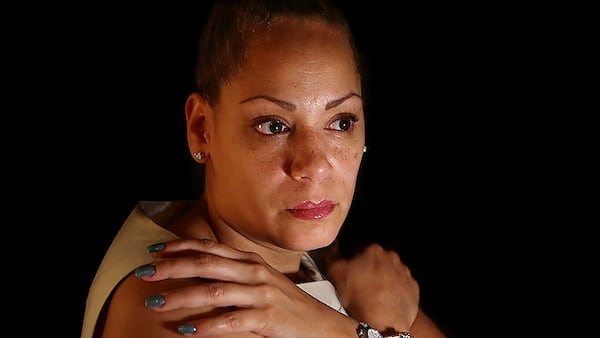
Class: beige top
81,201,347,338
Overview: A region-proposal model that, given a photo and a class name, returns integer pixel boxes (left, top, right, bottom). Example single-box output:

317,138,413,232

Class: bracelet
356,321,414,338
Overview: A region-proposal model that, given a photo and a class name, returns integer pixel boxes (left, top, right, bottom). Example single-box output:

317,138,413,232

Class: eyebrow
239,93,362,111
326,93,362,110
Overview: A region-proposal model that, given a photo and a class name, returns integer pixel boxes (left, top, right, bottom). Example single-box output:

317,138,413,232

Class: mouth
288,200,335,220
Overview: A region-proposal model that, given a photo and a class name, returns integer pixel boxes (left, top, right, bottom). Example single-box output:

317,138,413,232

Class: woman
82,0,446,337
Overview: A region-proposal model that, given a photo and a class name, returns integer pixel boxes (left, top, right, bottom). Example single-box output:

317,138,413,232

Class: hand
324,242,420,333
136,238,358,337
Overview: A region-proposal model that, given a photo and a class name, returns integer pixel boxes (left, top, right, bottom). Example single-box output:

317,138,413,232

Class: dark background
26,2,552,337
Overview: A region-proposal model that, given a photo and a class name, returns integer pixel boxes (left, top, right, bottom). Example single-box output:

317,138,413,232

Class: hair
195,0,361,107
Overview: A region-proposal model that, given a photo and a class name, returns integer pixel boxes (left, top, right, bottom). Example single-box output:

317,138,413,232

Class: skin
325,243,447,338
190,18,365,268
99,17,446,338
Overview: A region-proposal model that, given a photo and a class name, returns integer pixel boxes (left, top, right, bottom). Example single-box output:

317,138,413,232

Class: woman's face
204,19,365,252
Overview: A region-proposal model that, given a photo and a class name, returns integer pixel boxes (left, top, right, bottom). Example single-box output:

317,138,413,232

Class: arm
107,239,444,337
108,238,362,337
412,309,447,338
325,242,447,338
98,272,259,337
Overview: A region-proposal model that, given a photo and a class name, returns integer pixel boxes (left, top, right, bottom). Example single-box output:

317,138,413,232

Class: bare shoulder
98,273,259,338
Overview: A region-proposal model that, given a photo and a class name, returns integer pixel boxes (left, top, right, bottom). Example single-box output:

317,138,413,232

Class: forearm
352,308,446,338
410,308,447,338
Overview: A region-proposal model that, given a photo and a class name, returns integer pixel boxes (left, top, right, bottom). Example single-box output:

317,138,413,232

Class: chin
288,230,339,251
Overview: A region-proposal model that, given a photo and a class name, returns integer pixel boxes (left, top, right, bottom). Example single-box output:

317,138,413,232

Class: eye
329,113,358,131
254,119,290,135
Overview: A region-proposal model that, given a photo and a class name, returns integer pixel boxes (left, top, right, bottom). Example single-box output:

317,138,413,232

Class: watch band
356,321,414,338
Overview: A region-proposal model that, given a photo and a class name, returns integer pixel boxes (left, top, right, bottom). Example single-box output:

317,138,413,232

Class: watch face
368,328,384,338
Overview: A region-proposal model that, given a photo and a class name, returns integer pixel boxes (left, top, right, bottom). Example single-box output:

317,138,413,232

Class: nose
288,132,332,182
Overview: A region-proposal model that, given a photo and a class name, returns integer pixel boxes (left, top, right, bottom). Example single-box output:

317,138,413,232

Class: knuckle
193,253,216,268
366,242,384,254
258,284,275,300
223,311,242,329
387,250,402,263
250,263,271,280
206,283,225,299
199,238,217,247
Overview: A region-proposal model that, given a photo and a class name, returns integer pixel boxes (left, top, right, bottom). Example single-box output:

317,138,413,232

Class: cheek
345,150,364,182
234,151,283,187
330,147,362,183
343,157,362,186
338,142,364,167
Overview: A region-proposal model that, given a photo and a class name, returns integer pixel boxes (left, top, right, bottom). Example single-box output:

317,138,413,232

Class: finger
146,282,273,312
150,238,264,263
136,252,275,283
178,308,271,337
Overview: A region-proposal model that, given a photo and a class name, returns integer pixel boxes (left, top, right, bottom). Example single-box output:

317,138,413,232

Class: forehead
246,17,353,62
229,18,360,96
250,17,348,45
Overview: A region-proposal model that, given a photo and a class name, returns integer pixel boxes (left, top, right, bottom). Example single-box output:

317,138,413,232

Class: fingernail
147,242,166,253
145,295,165,308
134,264,156,277
178,324,197,335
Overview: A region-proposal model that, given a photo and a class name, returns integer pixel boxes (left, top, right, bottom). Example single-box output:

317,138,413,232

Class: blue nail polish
145,295,165,308
147,242,166,253
178,324,197,335
134,264,156,277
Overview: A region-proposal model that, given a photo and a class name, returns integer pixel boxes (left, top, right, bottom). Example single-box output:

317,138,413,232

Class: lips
288,200,334,220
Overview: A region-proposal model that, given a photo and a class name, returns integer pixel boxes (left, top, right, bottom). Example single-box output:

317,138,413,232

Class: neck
168,195,306,276
210,218,305,274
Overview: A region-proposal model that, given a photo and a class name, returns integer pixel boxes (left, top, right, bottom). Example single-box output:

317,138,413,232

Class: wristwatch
356,322,414,338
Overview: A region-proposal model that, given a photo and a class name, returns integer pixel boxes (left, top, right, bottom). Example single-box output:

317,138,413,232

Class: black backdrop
46,2,536,337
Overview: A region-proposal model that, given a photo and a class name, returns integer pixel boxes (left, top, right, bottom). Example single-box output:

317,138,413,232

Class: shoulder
99,274,227,337
83,200,186,338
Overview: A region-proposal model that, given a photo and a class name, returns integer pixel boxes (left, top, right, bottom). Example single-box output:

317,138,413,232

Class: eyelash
253,113,359,136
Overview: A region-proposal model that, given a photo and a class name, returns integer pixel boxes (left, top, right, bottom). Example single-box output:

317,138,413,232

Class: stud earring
194,152,206,160
363,146,367,153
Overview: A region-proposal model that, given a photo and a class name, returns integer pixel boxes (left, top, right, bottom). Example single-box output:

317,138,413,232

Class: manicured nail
147,242,166,253
134,264,156,277
145,295,165,308
178,324,197,335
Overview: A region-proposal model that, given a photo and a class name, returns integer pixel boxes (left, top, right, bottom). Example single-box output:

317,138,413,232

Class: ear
185,92,212,159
